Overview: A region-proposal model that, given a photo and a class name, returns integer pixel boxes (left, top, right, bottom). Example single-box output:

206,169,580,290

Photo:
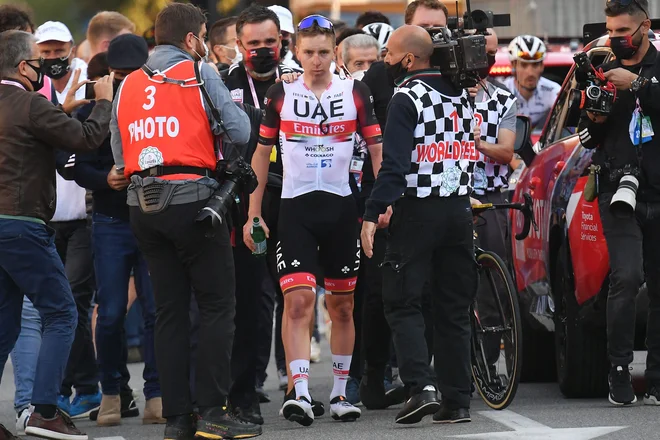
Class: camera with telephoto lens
195,156,258,232
609,165,640,218
568,52,617,115
427,1,510,89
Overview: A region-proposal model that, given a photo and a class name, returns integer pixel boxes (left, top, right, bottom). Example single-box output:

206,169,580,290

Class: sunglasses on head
298,15,334,32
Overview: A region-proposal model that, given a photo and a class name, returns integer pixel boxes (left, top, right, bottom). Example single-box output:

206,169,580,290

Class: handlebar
471,193,538,240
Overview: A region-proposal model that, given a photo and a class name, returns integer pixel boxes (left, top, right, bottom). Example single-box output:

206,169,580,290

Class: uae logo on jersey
138,146,164,171
230,88,243,102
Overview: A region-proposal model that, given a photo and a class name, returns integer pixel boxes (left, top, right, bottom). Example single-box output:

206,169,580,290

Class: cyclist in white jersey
243,15,383,426
503,35,561,129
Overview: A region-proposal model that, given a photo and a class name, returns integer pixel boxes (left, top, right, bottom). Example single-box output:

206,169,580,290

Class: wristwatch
630,76,649,92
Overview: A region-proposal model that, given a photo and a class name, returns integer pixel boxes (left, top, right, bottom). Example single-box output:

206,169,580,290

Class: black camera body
195,156,258,233
569,52,617,115
427,3,511,89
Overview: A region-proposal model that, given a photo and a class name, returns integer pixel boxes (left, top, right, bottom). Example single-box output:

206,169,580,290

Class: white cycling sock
330,354,352,400
290,359,311,401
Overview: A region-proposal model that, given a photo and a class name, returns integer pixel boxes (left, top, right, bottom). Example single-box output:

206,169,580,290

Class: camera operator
577,0,660,407
109,3,261,439
361,25,478,425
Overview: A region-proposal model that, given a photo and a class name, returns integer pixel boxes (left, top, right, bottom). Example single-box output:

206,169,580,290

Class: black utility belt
132,166,214,179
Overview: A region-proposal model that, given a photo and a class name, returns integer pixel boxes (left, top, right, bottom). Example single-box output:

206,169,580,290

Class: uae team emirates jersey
258,75,382,199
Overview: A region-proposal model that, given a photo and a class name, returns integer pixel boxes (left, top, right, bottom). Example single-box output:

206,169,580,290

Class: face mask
280,39,290,60
193,35,209,62
385,55,410,85
477,53,497,80
221,45,242,64
609,23,644,60
24,60,44,91
43,49,71,79
245,46,279,75
351,70,367,81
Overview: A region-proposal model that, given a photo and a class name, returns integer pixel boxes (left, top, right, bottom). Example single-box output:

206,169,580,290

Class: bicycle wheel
471,250,523,410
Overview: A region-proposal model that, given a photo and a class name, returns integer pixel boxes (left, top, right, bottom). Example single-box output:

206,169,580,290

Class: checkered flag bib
473,86,517,195
396,79,477,198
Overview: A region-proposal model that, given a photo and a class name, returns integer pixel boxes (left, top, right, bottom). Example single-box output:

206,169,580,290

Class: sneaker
164,413,196,440
310,337,321,363
608,365,637,406
281,396,314,426
234,406,264,426
644,383,660,406
1,423,19,440
395,385,441,425
277,369,288,391
196,406,261,439
346,377,361,405
433,402,471,424
26,409,88,440
89,394,139,421
69,391,101,420
57,395,71,417
281,389,325,418
329,396,361,422
15,406,32,436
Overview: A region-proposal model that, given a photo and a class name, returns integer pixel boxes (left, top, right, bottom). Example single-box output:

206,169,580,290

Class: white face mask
193,35,209,62
221,45,242,64
351,70,367,81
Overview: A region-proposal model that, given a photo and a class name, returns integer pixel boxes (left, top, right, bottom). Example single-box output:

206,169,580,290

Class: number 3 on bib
143,86,156,111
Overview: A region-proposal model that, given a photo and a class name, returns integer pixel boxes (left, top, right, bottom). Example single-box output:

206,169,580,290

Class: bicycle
470,193,537,410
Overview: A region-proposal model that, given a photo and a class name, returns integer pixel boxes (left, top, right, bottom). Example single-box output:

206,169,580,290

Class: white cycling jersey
258,74,382,199
503,76,561,128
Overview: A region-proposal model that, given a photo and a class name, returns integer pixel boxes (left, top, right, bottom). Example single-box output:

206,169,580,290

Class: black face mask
610,23,644,60
43,55,70,79
245,46,279,74
280,39,290,60
386,55,410,85
477,53,497,80
24,61,44,91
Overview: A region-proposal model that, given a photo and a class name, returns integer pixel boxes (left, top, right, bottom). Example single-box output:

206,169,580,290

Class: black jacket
578,43,660,201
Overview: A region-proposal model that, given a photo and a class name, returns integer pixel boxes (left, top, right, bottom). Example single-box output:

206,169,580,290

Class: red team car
509,24,660,398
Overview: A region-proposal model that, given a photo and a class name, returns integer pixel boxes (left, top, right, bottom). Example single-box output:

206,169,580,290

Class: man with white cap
35,20,100,420
268,5,300,69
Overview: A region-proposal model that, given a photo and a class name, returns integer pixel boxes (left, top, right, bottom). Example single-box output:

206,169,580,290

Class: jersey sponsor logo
137,146,164,170
230,88,243,102
414,140,479,162
304,145,334,153
293,98,345,118
128,116,180,144
321,159,332,168
281,120,357,137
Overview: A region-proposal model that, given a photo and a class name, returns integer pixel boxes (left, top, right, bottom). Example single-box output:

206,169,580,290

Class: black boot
163,414,196,440
196,406,262,439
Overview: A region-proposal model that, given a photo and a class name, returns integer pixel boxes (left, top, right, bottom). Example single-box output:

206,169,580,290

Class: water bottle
251,217,267,256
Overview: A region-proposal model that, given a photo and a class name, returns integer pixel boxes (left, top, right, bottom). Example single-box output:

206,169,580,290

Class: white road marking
449,410,627,440
95,437,127,440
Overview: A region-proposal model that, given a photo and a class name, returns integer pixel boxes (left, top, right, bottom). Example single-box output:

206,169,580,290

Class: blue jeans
92,213,160,399
10,297,42,412
0,219,77,406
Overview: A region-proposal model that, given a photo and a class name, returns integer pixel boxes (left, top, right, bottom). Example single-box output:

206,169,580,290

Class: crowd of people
2,0,657,439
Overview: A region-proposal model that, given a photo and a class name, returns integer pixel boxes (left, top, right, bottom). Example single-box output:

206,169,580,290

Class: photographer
577,0,660,407
109,3,260,439
361,25,478,425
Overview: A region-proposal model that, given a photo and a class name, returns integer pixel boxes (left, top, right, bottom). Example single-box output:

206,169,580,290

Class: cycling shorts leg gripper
324,277,358,295
280,272,317,294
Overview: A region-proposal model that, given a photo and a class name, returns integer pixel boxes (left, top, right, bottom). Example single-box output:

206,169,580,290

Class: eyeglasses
606,0,649,16
298,15,334,31
517,51,544,62
15,57,44,68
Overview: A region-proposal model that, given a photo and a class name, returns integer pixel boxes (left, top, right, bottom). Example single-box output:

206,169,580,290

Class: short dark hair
355,11,390,28
336,27,365,46
87,52,109,80
405,0,449,25
605,0,649,19
236,4,280,38
209,16,237,48
155,3,206,47
0,4,34,33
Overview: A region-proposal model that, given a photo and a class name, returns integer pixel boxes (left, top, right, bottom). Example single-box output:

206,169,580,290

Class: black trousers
51,219,99,397
599,193,660,383
130,200,236,417
382,196,477,409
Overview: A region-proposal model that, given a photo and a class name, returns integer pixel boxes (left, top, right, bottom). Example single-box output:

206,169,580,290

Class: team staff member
362,25,478,425
110,3,260,439
358,0,449,410
577,0,660,407
223,4,303,397
245,15,383,426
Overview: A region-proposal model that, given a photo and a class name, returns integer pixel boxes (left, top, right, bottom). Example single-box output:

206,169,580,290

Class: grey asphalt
1,344,657,440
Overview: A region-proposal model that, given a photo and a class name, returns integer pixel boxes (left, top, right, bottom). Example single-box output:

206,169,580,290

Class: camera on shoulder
568,52,617,116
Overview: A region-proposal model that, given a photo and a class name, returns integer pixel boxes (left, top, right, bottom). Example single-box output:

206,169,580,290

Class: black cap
107,34,149,70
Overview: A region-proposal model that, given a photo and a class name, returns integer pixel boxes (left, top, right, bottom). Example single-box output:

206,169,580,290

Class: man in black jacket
577,0,660,407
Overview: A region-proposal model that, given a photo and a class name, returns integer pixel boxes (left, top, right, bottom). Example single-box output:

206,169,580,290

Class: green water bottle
251,217,267,256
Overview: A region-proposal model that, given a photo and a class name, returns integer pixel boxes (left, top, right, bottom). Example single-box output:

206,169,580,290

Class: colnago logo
414,140,479,162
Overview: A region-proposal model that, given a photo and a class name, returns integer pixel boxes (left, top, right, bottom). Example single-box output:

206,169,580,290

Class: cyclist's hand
243,216,269,252
277,72,301,84
360,221,377,258
376,206,393,229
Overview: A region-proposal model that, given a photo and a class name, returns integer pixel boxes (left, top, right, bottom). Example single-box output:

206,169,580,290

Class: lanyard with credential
247,68,280,109
0,79,26,90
